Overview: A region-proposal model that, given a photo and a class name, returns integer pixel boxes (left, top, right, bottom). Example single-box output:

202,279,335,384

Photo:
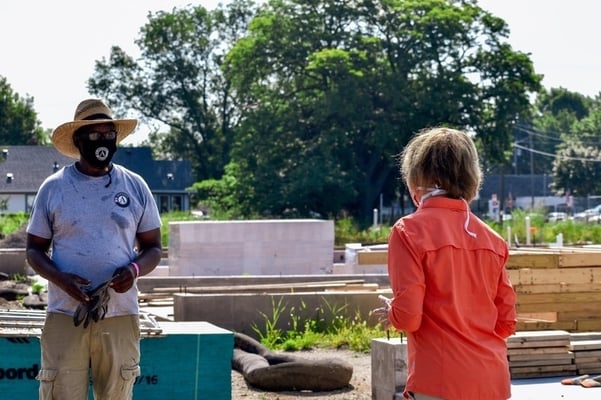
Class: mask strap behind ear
463,199,477,238
417,187,446,206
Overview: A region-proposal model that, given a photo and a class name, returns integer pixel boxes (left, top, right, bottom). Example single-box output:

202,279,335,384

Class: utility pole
529,131,534,209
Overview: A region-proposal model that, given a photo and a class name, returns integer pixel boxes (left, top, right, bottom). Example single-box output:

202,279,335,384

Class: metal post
529,132,534,209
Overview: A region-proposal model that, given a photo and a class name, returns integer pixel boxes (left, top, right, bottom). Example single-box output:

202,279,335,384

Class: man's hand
56,272,91,303
109,264,136,293
73,280,112,328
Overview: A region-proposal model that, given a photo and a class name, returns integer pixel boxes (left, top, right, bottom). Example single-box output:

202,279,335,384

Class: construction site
2,219,601,399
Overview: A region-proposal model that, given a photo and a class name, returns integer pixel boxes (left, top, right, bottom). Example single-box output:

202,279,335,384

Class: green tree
0,77,47,145
85,0,540,222
517,88,594,177
552,104,601,196
224,0,541,221
87,1,257,181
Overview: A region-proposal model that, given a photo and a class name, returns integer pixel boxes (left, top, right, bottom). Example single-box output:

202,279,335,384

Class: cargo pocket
118,365,141,398
36,369,58,400
121,365,140,380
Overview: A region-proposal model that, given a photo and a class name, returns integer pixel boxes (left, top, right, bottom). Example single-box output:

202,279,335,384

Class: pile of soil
0,225,27,248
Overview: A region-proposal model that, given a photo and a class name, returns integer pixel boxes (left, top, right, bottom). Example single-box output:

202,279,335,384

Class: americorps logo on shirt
114,192,130,208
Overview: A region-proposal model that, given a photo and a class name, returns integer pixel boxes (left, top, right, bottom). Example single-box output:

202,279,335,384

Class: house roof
0,145,194,194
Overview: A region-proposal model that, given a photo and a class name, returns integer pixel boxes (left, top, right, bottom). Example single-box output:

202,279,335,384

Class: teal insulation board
0,321,233,400
138,322,233,399
0,335,41,396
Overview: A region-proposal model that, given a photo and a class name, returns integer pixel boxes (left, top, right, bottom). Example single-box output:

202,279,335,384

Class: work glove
73,280,112,328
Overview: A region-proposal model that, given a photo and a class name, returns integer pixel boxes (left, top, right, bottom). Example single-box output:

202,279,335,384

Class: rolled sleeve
387,226,425,332
494,268,517,338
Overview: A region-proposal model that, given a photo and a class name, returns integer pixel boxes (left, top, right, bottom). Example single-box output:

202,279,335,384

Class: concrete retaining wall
168,219,334,276
0,248,29,277
173,291,387,337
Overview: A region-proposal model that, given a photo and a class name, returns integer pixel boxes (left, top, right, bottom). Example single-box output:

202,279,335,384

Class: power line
513,143,601,163
515,124,564,142
515,124,601,147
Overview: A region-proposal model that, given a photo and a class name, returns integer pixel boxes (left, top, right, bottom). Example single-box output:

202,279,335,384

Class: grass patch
0,212,29,237
251,296,389,353
488,209,601,246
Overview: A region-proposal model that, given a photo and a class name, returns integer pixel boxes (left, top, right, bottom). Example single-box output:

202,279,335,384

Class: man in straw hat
26,99,162,400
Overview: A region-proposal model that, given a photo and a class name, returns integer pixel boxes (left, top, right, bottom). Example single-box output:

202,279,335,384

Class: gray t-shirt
27,163,161,317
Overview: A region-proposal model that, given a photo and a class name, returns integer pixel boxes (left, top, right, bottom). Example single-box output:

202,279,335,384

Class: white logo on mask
95,146,110,161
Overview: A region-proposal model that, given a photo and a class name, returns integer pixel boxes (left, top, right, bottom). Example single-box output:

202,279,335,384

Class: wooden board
508,267,601,286
335,247,601,268
514,282,601,295
509,355,574,367
573,355,601,364
356,251,387,265
507,340,570,349
571,332,601,341
517,312,557,323
517,300,601,314
576,366,601,374
559,252,601,268
508,352,573,363
570,340,601,351
507,346,569,356
510,364,577,378
507,253,559,269
517,319,601,332
150,279,367,294
507,330,571,344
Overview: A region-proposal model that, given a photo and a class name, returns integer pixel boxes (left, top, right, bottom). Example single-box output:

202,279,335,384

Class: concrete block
332,263,352,274
0,248,30,277
168,220,334,276
371,337,408,400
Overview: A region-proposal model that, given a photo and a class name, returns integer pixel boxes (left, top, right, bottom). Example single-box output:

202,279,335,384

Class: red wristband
130,262,140,278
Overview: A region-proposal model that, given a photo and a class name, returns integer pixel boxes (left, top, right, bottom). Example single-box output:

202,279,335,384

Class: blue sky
0,0,599,144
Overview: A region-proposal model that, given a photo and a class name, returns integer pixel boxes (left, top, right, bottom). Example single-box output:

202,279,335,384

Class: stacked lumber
336,246,601,332
508,247,601,332
507,330,575,378
569,332,601,375
138,279,382,306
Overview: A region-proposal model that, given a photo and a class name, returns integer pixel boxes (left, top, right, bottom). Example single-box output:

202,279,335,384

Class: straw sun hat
52,99,138,159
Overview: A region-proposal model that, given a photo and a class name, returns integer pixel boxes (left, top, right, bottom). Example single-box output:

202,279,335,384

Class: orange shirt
387,196,516,400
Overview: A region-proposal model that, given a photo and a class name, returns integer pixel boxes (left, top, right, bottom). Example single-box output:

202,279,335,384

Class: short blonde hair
400,127,482,202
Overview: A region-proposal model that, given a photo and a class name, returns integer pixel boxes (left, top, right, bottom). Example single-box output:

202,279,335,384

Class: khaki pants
37,312,140,400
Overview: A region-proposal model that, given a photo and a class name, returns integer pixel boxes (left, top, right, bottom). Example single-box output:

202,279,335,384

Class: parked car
546,212,567,223
573,205,601,222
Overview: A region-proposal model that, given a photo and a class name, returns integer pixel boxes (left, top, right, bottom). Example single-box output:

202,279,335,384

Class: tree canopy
88,0,541,223
0,77,47,145
550,96,601,197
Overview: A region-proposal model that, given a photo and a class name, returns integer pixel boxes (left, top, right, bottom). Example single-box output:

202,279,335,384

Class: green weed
251,295,389,353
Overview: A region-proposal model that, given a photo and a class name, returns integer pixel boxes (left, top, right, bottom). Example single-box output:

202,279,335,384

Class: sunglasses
79,130,118,141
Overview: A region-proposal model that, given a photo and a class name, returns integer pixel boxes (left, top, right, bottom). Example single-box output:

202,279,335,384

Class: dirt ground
230,348,373,399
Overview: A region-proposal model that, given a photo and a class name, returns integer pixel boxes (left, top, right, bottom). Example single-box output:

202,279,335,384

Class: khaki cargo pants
37,312,140,400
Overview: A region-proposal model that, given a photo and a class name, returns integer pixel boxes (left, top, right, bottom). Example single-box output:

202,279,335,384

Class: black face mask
78,138,117,169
